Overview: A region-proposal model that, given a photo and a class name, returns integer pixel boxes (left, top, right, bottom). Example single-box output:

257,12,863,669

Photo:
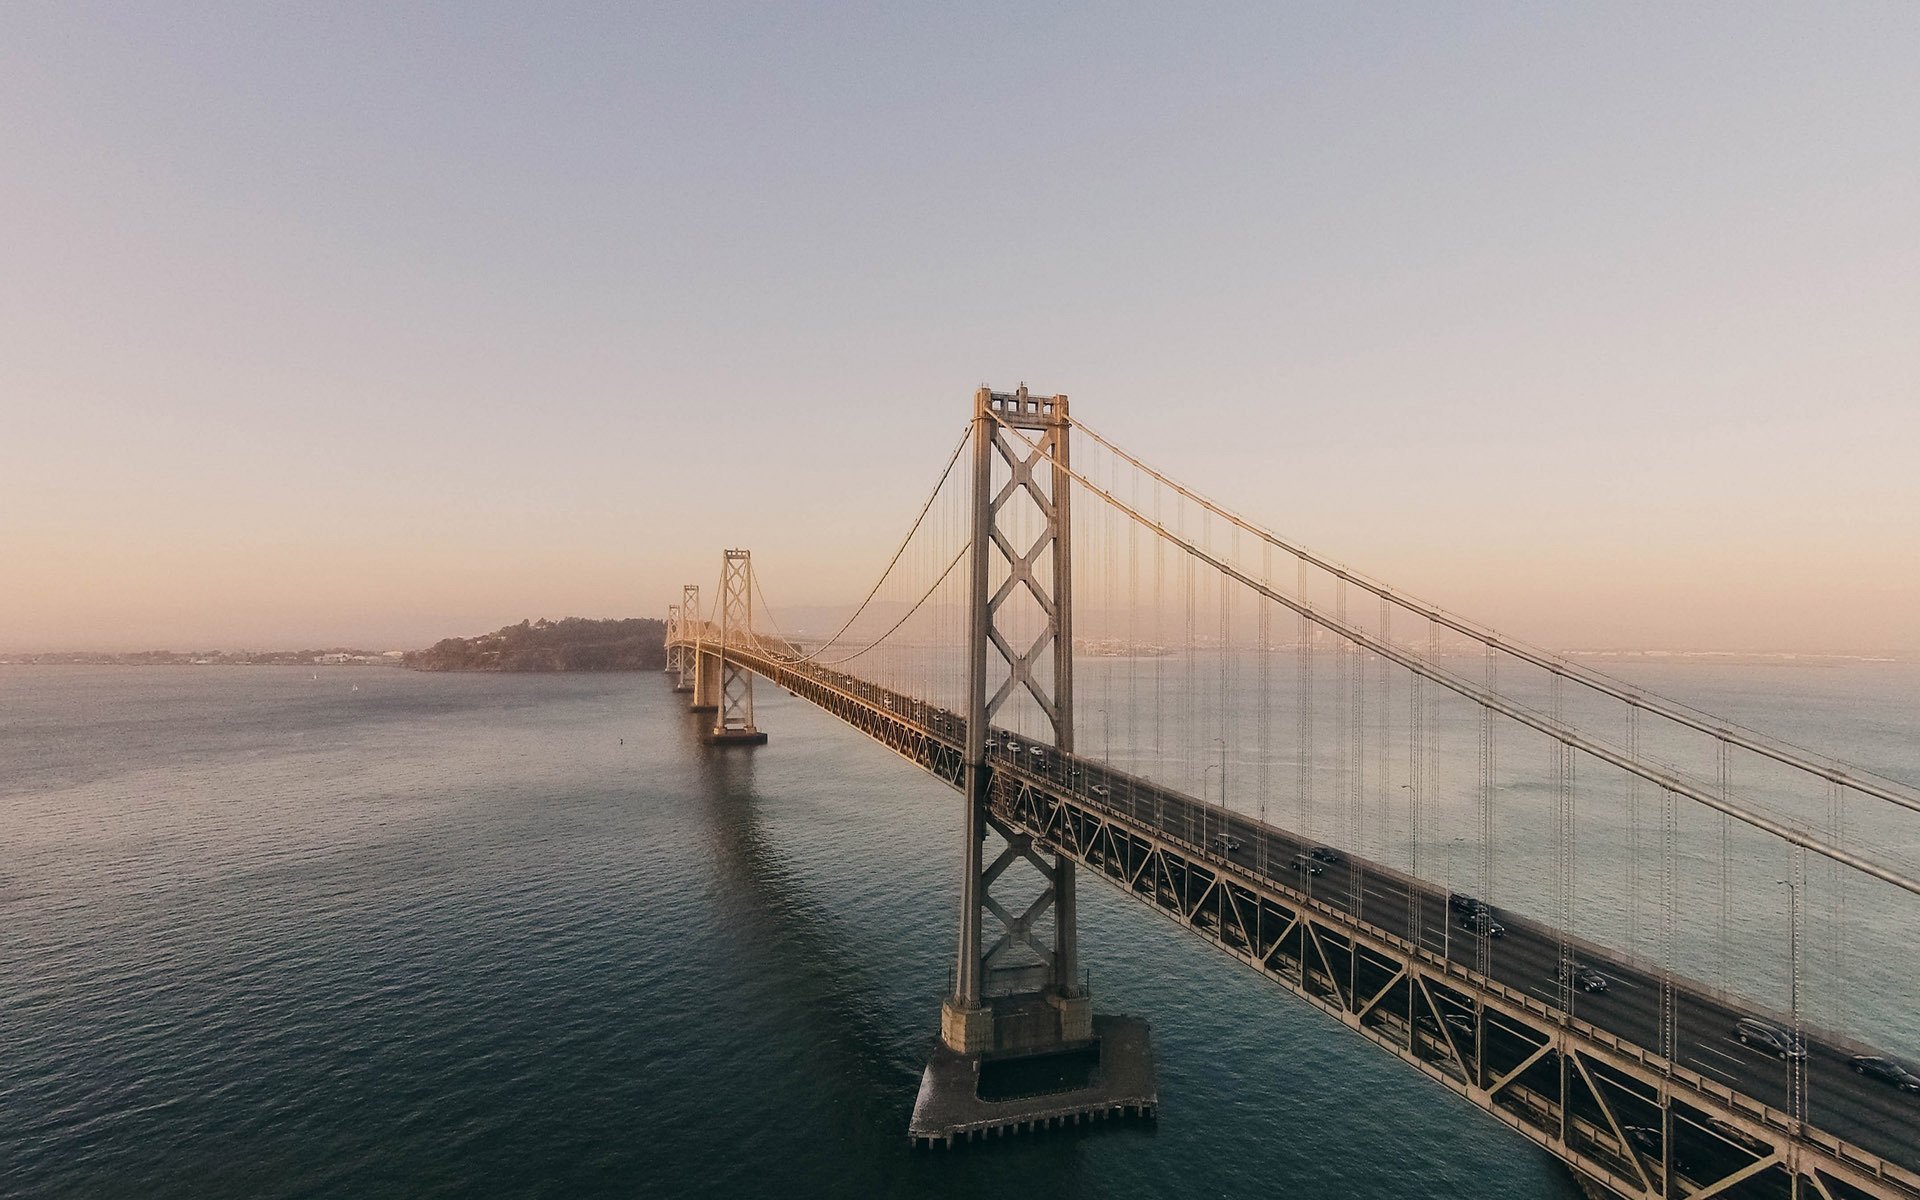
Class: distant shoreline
0,651,402,667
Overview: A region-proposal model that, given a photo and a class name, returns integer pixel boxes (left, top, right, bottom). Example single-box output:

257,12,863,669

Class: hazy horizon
5,5,1916,658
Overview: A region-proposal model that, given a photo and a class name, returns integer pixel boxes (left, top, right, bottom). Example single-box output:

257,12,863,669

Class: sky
2,3,1916,654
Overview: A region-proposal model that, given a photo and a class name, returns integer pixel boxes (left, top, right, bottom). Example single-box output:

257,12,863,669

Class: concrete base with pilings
908,1014,1156,1149
700,727,768,746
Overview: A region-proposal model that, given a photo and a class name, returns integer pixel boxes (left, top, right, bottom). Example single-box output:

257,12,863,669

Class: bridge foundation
700,725,767,746
908,1013,1156,1149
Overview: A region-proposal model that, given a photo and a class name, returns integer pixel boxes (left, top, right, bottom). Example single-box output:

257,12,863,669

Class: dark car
1734,1017,1806,1060
1622,1125,1660,1156
1556,963,1610,993
1308,846,1345,865
1449,893,1489,915
1457,910,1505,938
1289,855,1326,877
1850,1055,1920,1093
1416,1011,1475,1042
1210,834,1243,853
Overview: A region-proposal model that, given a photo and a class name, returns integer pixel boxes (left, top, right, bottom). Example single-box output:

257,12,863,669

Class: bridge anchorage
666,385,1920,1196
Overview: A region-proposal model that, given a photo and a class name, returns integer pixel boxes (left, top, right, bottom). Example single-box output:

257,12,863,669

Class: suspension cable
749,425,969,665
987,408,1920,898
1068,415,1920,816
789,545,969,667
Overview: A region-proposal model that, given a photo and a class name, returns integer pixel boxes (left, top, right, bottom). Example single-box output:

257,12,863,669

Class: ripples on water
3,663,1907,1197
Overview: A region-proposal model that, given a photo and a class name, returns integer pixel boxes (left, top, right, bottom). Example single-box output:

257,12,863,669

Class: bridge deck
677,639,1920,1197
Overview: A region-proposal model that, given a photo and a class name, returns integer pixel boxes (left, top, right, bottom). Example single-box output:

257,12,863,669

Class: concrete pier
907,1015,1157,1148
700,727,768,746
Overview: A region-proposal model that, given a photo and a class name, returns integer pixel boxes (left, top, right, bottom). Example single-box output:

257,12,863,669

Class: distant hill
404,617,666,672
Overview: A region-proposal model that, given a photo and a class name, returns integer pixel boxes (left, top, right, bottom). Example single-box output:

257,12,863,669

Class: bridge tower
700,548,768,746
912,385,1156,1146
663,603,681,676
674,585,699,695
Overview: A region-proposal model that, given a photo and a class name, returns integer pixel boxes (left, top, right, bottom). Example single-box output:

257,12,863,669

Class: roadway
758,662,1920,1181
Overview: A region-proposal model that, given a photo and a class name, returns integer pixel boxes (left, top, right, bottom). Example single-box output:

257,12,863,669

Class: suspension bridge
663,386,1920,1200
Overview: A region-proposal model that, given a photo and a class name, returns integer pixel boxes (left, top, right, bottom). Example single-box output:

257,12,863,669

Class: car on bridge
1734,1017,1806,1060
1307,846,1344,865
1210,834,1242,853
1416,1011,1475,1042
1456,910,1505,938
1555,963,1610,993
1448,893,1490,916
1289,855,1326,876
1090,784,1109,797
1849,1054,1920,1093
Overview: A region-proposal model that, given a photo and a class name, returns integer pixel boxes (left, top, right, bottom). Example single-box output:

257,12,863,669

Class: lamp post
1213,735,1228,810
1213,737,1229,854
1202,763,1221,851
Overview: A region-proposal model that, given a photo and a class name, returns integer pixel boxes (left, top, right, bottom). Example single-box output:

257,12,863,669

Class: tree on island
403,617,666,672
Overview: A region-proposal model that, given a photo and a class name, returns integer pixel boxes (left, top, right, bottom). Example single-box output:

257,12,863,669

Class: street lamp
1202,763,1221,849
1212,737,1229,853
1212,736,1228,809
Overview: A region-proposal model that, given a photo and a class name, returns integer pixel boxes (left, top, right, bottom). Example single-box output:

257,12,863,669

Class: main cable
749,425,969,665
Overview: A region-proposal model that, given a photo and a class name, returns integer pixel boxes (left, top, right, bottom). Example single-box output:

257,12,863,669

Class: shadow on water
689,708,908,1086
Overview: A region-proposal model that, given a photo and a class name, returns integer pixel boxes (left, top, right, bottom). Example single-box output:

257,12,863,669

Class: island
403,617,666,672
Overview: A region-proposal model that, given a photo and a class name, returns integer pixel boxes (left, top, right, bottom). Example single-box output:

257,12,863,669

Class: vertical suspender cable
1299,557,1314,847
1377,597,1392,866
1627,704,1641,959
1260,541,1273,875
1719,741,1733,997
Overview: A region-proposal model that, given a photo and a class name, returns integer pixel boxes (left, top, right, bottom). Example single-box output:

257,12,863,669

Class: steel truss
989,767,1917,1200
659,627,1918,1200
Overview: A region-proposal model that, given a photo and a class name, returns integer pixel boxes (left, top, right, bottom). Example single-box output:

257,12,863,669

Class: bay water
3,662,1912,1197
